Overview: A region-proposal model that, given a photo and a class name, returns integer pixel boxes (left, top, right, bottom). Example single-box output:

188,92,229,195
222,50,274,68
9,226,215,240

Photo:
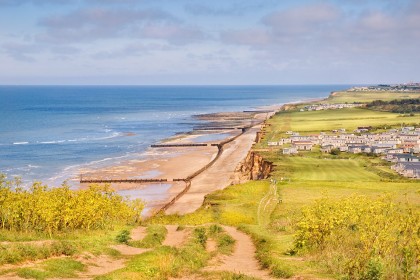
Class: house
293,141,313,151
286,131,293,135
360,146,372,153
387,148,404,154
321,144,334,153
371,146,389,154
281,138,291,144
348,146,362,153
283,147,298,155
339,146,349,152
394,154,419,162
399,134,419,141
392,162,420,178
291,136,312,142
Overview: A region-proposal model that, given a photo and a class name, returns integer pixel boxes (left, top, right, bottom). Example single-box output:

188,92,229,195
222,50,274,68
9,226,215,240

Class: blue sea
0,85,350,186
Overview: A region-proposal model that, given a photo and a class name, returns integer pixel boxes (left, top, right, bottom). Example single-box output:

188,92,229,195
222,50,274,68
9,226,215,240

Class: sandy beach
77,110,274,215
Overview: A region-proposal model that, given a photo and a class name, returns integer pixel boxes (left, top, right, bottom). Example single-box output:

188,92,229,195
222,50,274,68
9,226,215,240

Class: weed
216,233,235,255
115,229,130,244
17,268,47,280
129,225,167,248
194,227,207,247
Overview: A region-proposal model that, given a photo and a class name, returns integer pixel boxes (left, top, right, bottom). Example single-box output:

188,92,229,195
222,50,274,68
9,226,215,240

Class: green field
253,100,419,278
264,108,419,138
326,91,420,104
288,157,380,181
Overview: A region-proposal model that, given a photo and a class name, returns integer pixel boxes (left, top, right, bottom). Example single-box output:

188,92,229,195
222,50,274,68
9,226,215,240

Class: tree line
366,98,420,113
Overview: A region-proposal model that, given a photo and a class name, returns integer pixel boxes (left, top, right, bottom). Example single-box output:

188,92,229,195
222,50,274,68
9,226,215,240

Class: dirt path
0,254,126,280
163,225,190,248
204,226,273,280
130,226,147,241
166,126,260,215
77,254,126,278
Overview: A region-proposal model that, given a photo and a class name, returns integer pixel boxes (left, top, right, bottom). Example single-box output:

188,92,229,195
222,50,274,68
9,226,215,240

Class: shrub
0,175,144,235
293,195,419,279
194,227,207,247
130,225,167,248
115,230,131,244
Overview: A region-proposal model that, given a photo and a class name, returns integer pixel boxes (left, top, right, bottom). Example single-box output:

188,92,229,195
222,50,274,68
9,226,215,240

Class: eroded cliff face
233,151,273,184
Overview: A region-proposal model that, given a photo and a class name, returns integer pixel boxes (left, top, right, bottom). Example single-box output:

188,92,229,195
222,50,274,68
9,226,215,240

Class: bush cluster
366,98,420,113
0,175,144,236
294,195,419,279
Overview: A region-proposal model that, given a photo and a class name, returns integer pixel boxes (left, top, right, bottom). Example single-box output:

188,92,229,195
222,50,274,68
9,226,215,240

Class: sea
0,85,351,187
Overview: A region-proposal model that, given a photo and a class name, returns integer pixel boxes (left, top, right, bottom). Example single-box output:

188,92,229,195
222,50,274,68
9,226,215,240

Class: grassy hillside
1,91,419,279
326,91,420,104
252,105,419,279
263,108,418,138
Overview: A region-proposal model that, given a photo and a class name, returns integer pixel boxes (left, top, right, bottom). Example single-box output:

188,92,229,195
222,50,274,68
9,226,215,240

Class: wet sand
77,111,264,215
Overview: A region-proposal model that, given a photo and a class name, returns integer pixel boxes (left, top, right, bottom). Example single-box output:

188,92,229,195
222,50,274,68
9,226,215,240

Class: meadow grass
129,225,167,248
263,108,419,139
98,226,212,280
287,156,380,181
325,91,420,104
0,240,77,265
252,103,419,278
151,181,270,227
16,258,85,280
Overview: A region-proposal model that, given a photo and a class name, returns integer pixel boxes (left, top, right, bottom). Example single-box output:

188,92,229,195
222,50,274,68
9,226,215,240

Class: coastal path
203,225,274,280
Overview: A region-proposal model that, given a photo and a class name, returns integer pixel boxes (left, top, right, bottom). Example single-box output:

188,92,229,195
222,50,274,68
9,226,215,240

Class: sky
0,0,419,85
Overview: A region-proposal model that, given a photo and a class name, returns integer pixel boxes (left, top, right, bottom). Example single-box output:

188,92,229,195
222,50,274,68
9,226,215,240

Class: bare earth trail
165,126,260,215
204,225,274,280
163,225,190,248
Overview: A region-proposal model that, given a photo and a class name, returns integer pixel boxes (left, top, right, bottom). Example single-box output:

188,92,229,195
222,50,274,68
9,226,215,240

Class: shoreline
62,97,324,216
76,110,272,216
77,96,325,216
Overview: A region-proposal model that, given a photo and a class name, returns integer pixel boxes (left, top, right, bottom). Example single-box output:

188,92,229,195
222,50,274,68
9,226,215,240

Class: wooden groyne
151,144,209,148
243,110,273,113
80,178,168,184
193,127,238,131
79,113,270,216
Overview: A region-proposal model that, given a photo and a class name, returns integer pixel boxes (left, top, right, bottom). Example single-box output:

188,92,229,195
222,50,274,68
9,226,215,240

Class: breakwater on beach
0,85,351,213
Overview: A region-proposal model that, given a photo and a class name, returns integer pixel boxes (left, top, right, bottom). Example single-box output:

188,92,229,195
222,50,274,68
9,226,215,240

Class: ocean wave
2,164,41,173
39,140,66,144
67,132,123,143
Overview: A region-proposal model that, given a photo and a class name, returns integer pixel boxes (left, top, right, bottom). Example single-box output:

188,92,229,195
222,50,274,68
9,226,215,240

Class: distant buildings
347,83,420,92
301,103,363,112
274,127,420,179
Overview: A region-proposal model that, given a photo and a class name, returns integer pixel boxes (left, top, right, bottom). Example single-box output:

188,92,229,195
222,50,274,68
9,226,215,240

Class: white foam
13,142,29,145
39,140,66,144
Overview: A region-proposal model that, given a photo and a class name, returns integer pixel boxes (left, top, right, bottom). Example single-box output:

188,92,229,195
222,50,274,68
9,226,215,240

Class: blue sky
0,0,419,85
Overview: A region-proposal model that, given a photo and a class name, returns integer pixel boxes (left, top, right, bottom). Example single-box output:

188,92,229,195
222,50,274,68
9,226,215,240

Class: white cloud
37,8,205,45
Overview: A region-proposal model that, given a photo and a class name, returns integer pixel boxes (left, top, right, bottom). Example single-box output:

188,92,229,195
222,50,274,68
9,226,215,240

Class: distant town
268,126,420,179
348,82,420,92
